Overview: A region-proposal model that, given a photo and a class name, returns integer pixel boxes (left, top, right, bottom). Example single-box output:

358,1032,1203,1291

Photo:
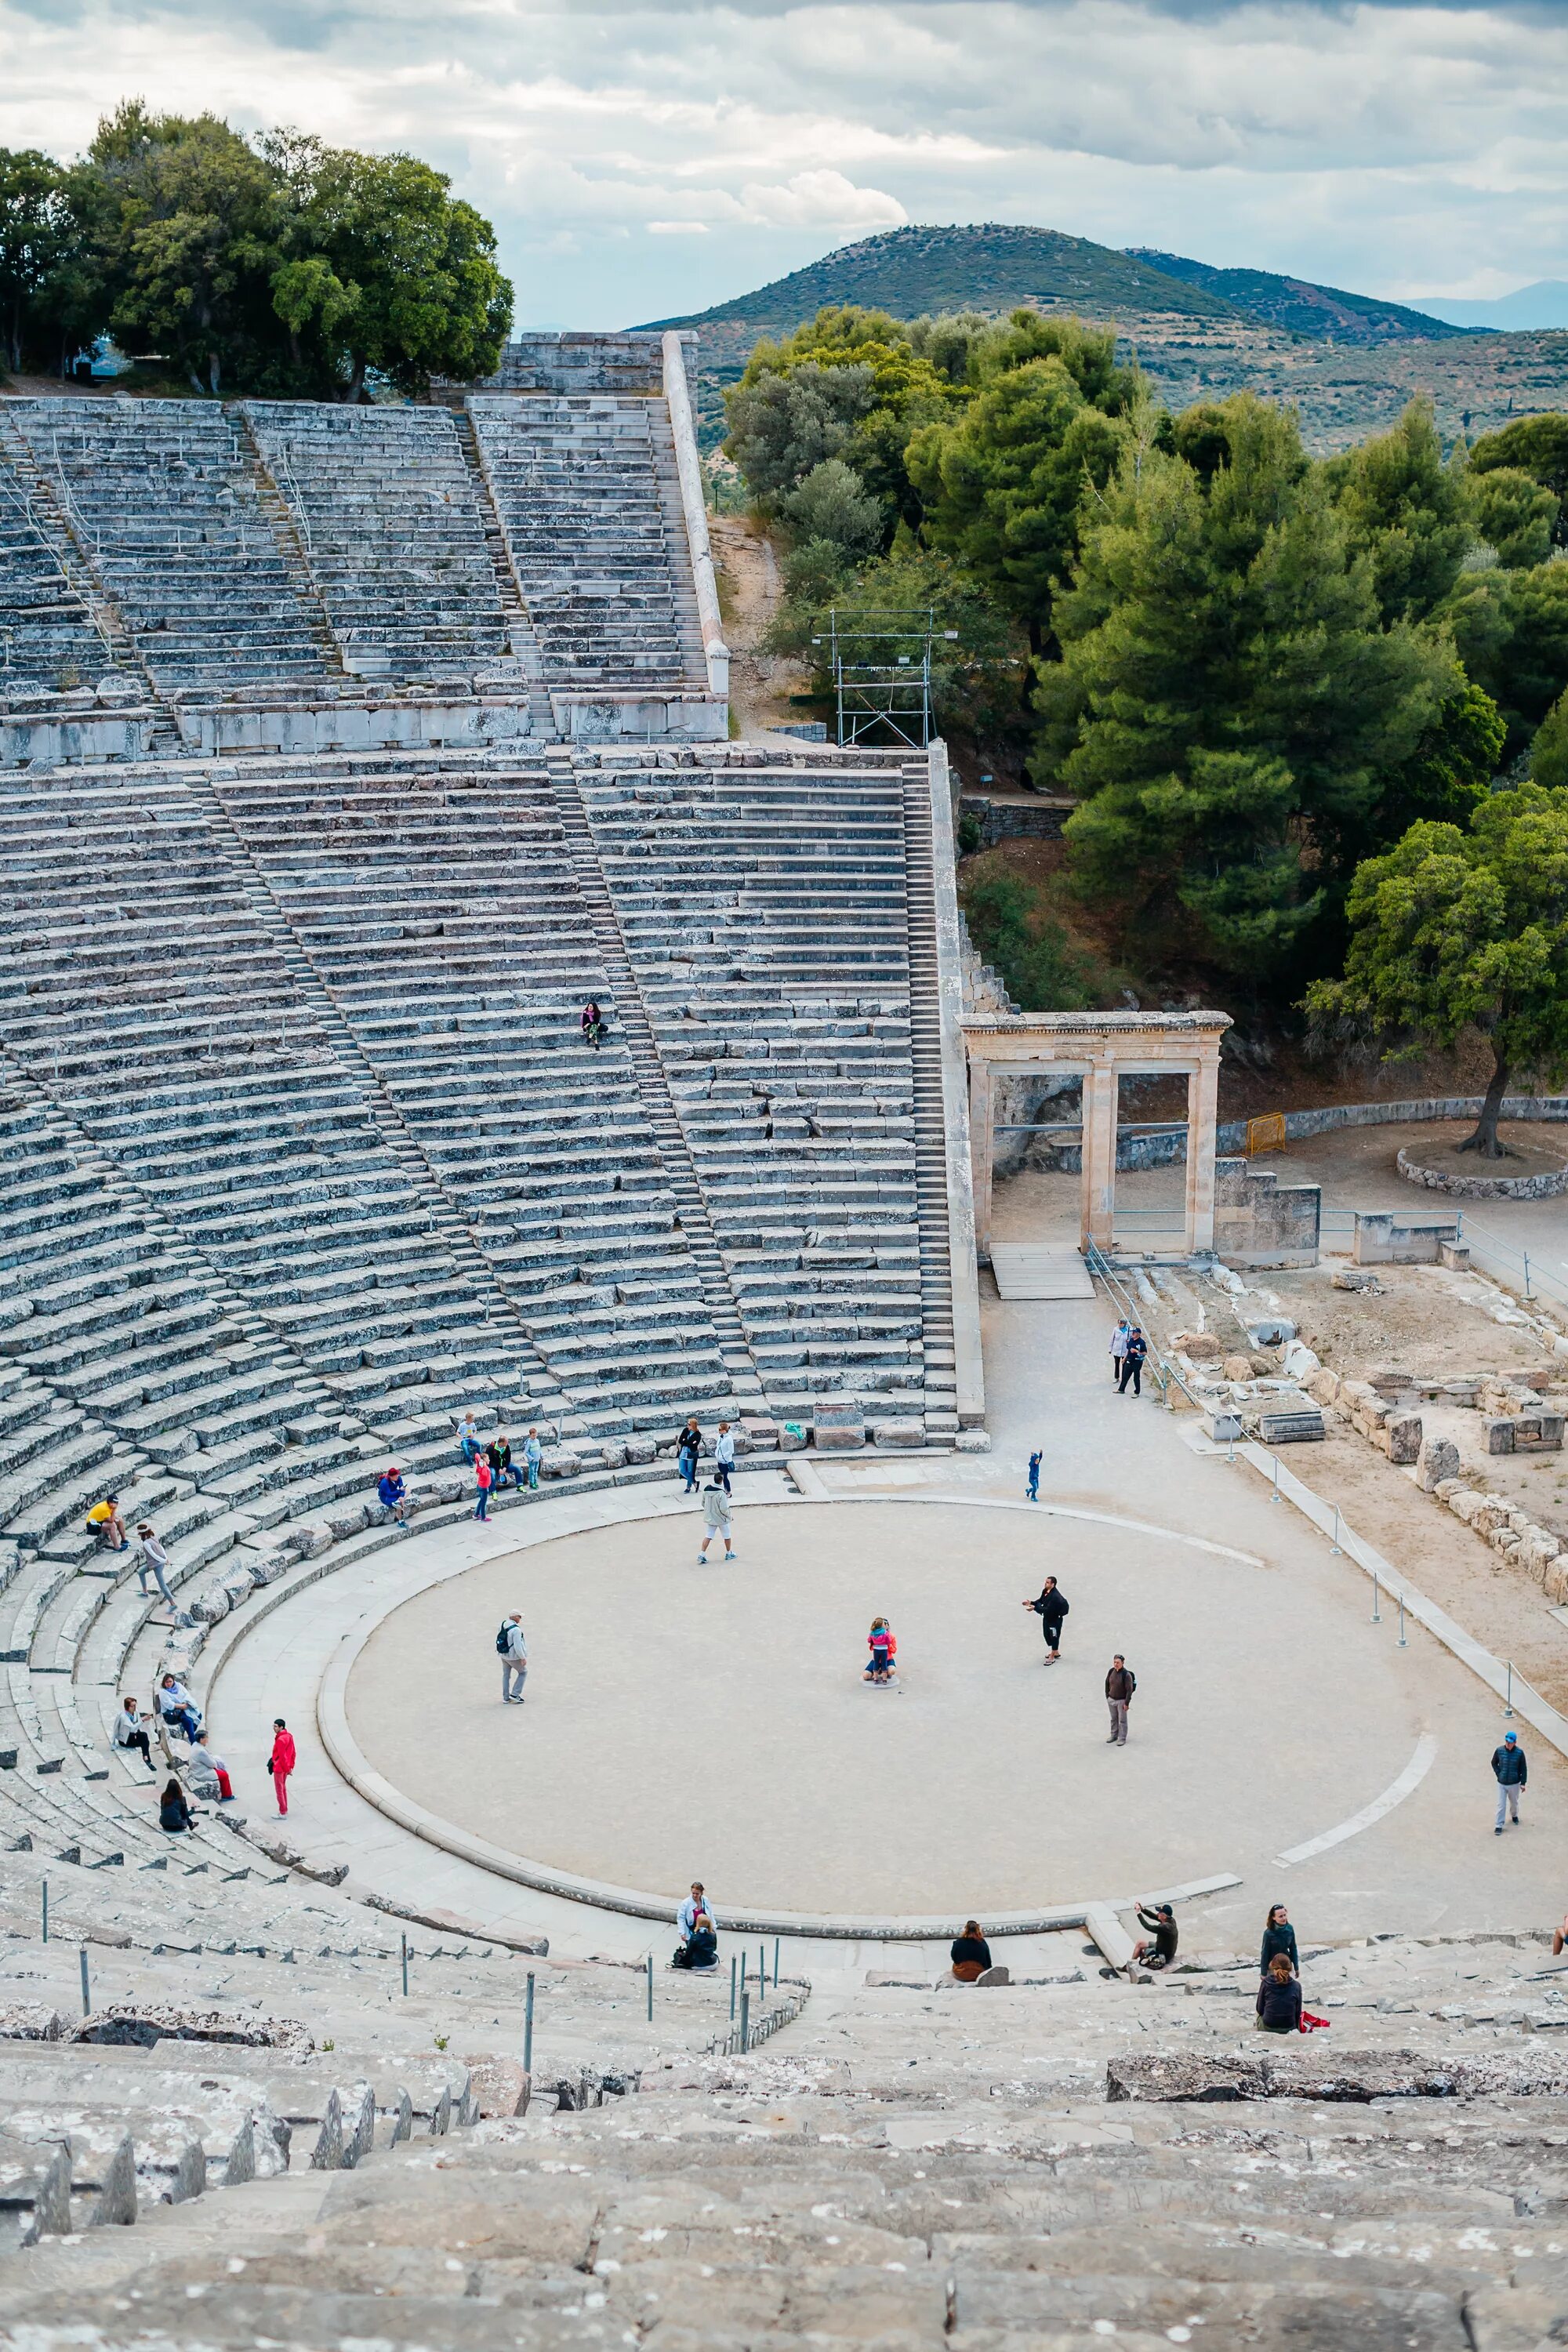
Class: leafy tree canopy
1443,557,1568,756
1325,398,1472,625
1470,414,1568,544
1465,464,1560,571
1036,394,1457,981
725,303,962,517
1305,784,1568,1155
906,316,1134,652
0,103,511,397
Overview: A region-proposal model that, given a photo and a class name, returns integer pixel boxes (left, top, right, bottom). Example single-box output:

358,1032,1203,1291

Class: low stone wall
958,793,1073,848
1397,1145,1568,1200
1214,1159,1321,1267
0,706,154,768
1352,1209,1462,1263
550,690,729,743
1215,1094,1568,1155
177,699,535,757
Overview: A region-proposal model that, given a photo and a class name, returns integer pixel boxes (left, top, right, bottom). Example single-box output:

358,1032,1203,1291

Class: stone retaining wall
1396,1144,1568,1200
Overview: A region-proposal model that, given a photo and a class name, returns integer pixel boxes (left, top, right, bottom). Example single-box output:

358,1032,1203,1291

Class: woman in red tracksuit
270,1717,296,1817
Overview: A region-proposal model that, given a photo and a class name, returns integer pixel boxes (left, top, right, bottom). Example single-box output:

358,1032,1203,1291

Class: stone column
968,1054,995,1262
1185,1051,1221,1254
1082,1062,1118,1250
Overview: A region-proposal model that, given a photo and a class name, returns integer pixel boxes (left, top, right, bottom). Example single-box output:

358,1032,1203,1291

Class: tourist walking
1118,1327,1148,1396
1131,1900,1178,1969
114,1697,154,1773
134,1523,176,1609
697,1477,735,1563
499,1613,528,1703
1255,1953,1303,2033
1024,1575,1068,1661
677,1417,702,1493
270,1719,296,1817
523,1428,543,1490
157,1672,201,1744
1494,1730,1526,1831
377,1466,409,1525
714,1419,736,1493
488,1432,517,1491
456,1410,482,1465
473,1454,493,1520
1261,1904,1299,1975
1025,1449,1041,1501
1109,1321,1131,1383
1105,1654,1136,1744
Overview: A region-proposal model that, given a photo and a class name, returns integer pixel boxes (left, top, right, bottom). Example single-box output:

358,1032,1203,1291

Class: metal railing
706,1980,810,2060
1453,1209,1568,1314
1083,1242,1207,1413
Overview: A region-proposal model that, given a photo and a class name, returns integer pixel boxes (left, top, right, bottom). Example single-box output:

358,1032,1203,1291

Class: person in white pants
500,1615,528,1704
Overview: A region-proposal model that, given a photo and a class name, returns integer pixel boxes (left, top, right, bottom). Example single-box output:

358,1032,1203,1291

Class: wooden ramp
989,1246,1096,1301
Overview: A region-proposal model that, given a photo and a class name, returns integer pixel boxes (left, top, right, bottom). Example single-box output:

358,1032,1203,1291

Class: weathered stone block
1417,1436,1460,1490
1484,1417,1516,1456
954,1430,993,1453
870,1419,924,1449
462,2054,530,2118
1385,1412,1422,1465
539,1446,584,1480
814,1399,865,1451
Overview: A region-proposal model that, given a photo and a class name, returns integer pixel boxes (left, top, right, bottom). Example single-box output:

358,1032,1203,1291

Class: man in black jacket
1023,1577,1068,1663
1105,1655,1136,1744
1493,1730,1526,1832
486,1432,517,1491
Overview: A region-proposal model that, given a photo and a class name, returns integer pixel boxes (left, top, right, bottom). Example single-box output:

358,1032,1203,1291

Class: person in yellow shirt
85,1494,127,1552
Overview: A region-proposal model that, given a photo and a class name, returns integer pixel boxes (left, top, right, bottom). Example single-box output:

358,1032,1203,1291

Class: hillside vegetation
719,300,1568,1121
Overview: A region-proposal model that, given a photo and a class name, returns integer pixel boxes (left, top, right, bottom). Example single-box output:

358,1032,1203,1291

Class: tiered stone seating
1,401,330,691
577,755,943,1432
0,453,111,691
470,394,700,688
209,760,737,1433
0,765,538,1486
0,1918,1564,2343
242,405,517,684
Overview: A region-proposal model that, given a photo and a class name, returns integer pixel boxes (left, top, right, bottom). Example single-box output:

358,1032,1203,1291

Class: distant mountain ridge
1126,249,1470,346
1416,282,1568,332
638,224,1240,350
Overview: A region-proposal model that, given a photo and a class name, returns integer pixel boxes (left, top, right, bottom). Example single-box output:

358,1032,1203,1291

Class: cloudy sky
2,1,1564,327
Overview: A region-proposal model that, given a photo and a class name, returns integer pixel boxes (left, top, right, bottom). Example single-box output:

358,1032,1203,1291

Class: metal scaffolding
815,607,956,750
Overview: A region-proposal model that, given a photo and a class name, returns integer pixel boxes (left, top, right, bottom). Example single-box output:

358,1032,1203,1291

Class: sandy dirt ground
710,513,814,739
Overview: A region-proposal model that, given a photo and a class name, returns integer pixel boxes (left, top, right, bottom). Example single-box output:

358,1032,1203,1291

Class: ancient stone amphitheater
0,332,1563,2351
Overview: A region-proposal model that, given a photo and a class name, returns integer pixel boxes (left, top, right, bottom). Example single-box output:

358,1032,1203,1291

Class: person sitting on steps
951,1921,993,1982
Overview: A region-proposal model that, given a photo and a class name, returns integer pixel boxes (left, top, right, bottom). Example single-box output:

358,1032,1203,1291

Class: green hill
637,223,1242,350
1127,250,1472,346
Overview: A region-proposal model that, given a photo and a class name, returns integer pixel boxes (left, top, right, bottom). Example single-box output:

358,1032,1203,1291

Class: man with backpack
1105,1654,1137,1743
1118,1327,1149,1396
498,1614,528,1704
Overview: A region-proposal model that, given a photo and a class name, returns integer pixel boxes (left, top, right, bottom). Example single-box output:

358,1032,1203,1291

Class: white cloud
0,1,1565,323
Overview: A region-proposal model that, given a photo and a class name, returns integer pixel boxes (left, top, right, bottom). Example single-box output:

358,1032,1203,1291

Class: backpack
495,1622,511,1656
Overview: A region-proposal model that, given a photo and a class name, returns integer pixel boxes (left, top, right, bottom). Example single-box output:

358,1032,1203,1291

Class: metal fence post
41,1878,47,1944
1524,1251,1533,1301
740,1991,750,2053
1398,1593,1407,1648
401,1933,408,1998
647,1953,654,2021
1372,1571,1381,1624
79,1947,90,2018
1330,1504,1341,1555
730,1953,736,2020
524,1972,535,2075
1269,1454,1281,1503
773,1936,780,1990
1504,1661,1515,1719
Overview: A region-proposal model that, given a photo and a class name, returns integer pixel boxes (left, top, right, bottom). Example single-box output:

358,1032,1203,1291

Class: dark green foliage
0,147,82,373
1443,561,1568,754
0,104,510,397
1305,785,1568,1152
724,307,960,519
962,868,1099,1010
956,814,984,855
1530,691,1568,787
1038,394,1456,980
906,314,1134,652
1469,415,1568,544
1465,466,1560,569
1325,399,1471,624
723,360,874,502
781,457,886,560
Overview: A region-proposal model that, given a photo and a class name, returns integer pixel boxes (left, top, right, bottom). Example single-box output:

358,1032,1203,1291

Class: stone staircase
902,763,960,1441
